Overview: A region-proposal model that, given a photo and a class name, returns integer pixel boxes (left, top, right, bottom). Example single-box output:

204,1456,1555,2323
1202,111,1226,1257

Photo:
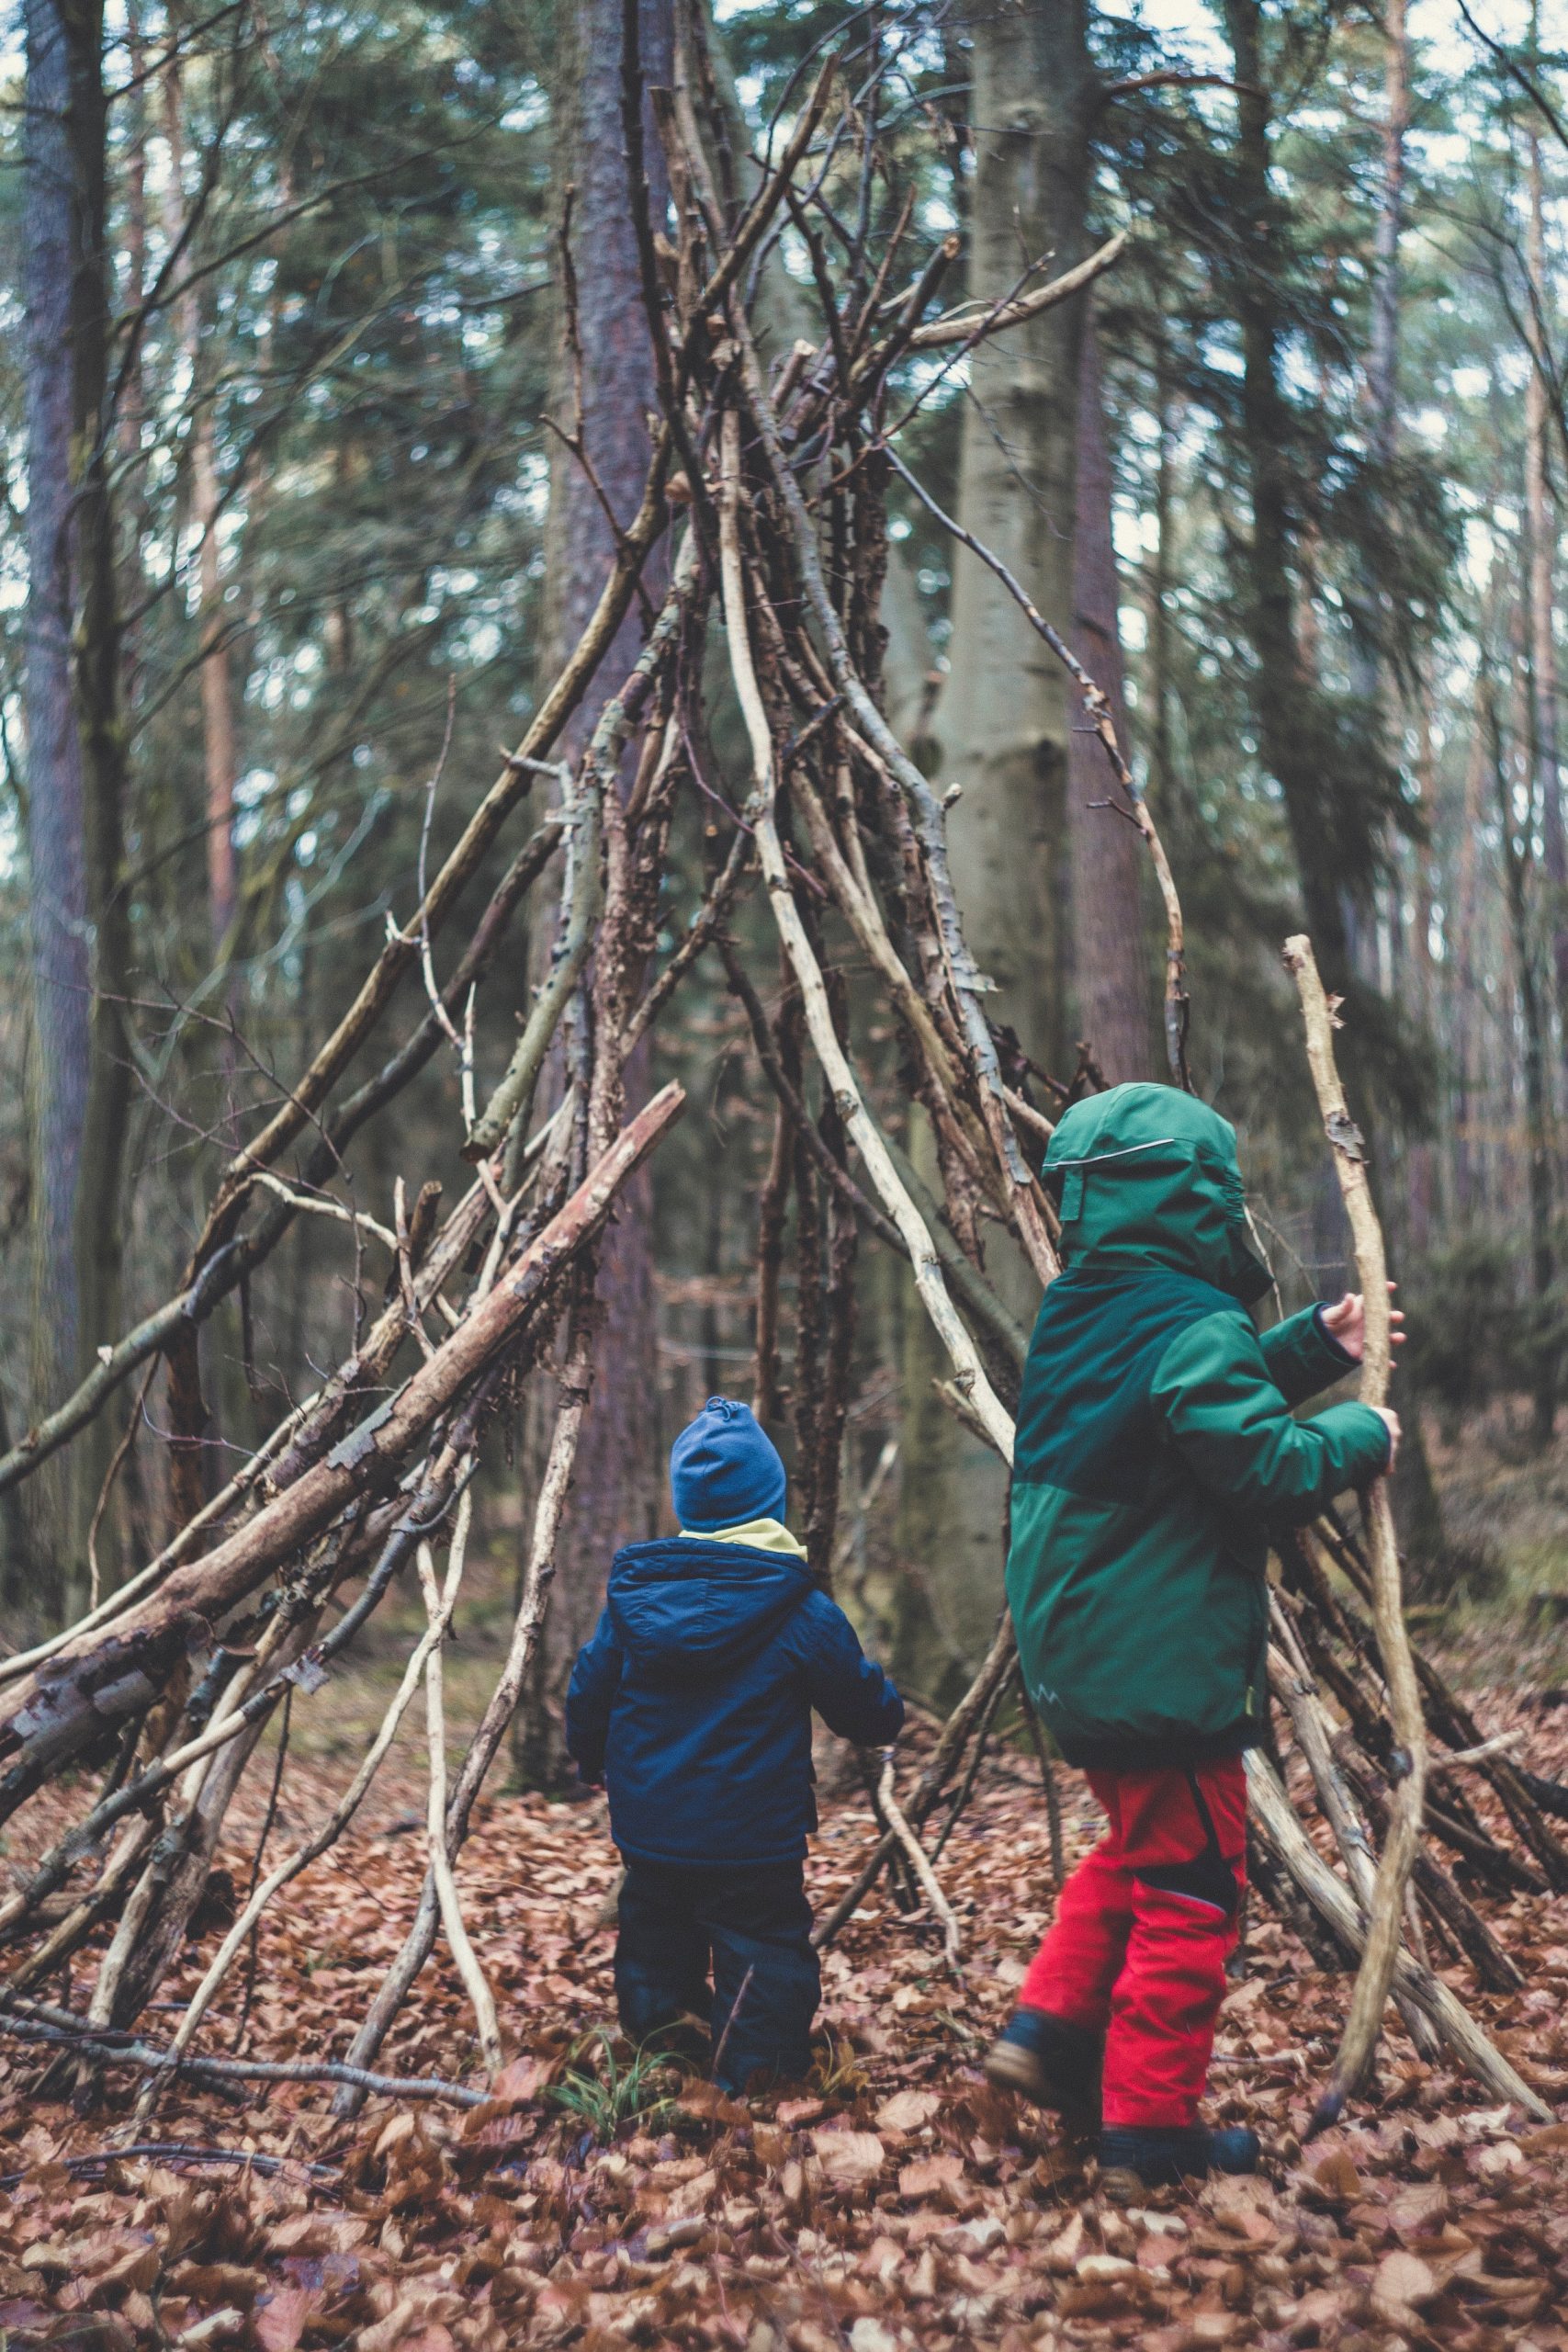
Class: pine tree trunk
1221,0,1358,1005
513,0,672,1786
20,0,130,1618
21,0,91,1614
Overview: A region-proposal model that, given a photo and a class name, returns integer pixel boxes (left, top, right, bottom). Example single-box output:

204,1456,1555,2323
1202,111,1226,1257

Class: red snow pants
1019,1757,1247,2128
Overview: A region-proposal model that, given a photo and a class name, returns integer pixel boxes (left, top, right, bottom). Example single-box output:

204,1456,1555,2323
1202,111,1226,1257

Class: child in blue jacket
567,1396,904,2091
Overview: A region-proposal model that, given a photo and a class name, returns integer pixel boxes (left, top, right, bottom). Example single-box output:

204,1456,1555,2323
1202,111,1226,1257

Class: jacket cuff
1312,1302,1359,1368
1314,1399,1393,1486
1259,1303,1355,1407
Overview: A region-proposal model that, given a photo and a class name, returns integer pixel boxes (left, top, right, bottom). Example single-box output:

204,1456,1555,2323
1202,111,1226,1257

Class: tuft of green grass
808,2030,868,2099
547,2032,683,2143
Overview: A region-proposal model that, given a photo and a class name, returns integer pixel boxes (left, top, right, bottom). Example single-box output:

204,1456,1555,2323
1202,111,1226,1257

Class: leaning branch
0,1086,686,1798
716,411,1014,1464
877,1752,962,1972
902,229,1127,353
882,443,1190,1090
1284,935,1427,2132
1246,1757,1548,2121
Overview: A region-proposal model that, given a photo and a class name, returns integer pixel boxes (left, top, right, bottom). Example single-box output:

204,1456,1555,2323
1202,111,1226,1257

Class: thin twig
876,1754,961,1971
417,1492,502,2076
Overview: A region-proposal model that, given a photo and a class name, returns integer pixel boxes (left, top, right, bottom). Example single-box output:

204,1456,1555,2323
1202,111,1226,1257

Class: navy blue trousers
615,1859,820,2092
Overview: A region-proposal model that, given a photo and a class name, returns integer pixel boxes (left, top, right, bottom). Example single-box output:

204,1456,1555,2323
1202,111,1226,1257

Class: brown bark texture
516,0,674,1789
20,0,131,1610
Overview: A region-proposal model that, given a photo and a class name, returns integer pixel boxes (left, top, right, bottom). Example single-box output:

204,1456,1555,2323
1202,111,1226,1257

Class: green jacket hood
1043,1083,1273,1306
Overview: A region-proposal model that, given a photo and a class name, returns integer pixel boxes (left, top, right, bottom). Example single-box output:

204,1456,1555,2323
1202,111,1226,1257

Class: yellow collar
679,1516,807,1558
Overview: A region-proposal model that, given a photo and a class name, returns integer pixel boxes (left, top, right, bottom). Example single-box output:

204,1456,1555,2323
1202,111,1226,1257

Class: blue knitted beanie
671,1396,787,1532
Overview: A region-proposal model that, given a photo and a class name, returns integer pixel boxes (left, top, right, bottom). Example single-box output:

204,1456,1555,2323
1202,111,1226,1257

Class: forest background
5,0,1568,1761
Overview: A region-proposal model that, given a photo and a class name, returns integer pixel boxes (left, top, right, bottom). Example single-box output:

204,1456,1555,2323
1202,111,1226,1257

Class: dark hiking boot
1098,2123,1261,2198
983,2007,1101,2118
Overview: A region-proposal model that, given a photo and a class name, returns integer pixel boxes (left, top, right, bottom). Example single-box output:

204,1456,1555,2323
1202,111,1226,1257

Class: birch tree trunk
896,0,1089,1701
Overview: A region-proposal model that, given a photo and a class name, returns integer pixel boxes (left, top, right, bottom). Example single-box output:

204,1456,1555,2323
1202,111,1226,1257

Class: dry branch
1245,1757,1549,2121
0,2001,487,2109
903,229,1128,351
331,1311,598,2114
0,1085,685,1806
1284,935,1427,2132
876,1753,962,1971
1267,1626,1438,2060
416,1495,502,2075
716,409,1016,1465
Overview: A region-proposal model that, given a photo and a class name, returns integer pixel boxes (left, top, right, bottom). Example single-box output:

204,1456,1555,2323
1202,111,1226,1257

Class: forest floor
1426,1406,1568,1690
1,1587,1566,2352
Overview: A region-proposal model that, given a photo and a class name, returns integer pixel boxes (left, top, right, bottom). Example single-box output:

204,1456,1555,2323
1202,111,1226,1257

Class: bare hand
1374,1407,1402,1474
1321,1281,1405,1366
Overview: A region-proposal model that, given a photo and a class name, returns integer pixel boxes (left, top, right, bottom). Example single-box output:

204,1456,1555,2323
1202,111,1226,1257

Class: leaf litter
1,1687,1566,2350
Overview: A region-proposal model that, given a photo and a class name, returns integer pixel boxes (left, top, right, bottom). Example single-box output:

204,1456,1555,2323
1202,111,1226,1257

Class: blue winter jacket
565,1536,906,1869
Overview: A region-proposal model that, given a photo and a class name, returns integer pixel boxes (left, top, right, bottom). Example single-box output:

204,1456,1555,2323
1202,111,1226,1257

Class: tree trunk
1525,109,1567,1084
1066,318,1151,1082
896,0,1089,1703
20,0,130,1618
1146,311,1177,808
933,1,1089,1069
164,36,240,1206
513,0,672,1787
166,44,239,961
1366,0,1407,476
1488,662,1556,1445
1359,0,1408,1009
1452,703,1489,1221
1221,0,1359,1008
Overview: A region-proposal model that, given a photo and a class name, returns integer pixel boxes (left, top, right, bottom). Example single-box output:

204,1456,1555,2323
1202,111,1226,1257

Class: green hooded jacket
1006,1083,1392,1770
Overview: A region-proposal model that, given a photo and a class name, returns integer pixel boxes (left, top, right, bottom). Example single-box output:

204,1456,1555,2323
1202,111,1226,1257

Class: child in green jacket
986,1084,1400,2193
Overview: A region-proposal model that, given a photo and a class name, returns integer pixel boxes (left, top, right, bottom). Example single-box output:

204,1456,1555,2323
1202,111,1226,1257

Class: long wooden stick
0,2001,487,2108
331,1308,596,2114
416,1494,502,2075
136,1477,479,2113
1267,1629,1438,2058
715,410,1014,1465
1284,934,1428,2130
1246,1755,1548,2120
